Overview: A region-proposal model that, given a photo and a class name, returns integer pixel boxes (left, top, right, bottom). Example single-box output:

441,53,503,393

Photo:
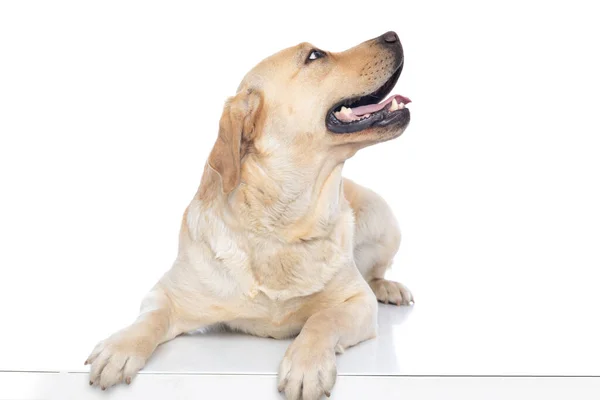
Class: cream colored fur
86,33,413,400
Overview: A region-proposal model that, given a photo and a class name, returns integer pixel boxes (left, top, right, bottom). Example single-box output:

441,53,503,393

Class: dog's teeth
390,98,399,111
340,106,352,115
399,102,405,109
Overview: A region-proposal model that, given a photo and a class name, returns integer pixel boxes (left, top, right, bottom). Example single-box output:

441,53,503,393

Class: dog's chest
188,226,348,305
222,239,350,337
186,197,354,311
247,237,350,302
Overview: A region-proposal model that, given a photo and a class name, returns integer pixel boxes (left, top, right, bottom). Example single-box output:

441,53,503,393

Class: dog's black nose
382,31,399,44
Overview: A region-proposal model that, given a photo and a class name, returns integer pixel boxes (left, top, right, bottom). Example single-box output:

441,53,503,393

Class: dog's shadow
333,303,414,374
146,303,414,374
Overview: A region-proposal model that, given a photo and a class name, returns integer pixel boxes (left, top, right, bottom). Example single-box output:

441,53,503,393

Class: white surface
6,297,600,377
2,373,598,400
105,303,600,376
1,0,600,394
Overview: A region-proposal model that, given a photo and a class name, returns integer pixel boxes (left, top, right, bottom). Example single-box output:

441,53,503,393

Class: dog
86,31,413,400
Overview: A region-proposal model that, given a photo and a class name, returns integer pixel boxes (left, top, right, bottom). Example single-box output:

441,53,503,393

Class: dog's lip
326,105,410,134
325,64,410,134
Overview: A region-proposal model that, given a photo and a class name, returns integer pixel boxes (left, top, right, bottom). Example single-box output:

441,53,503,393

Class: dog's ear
208,89,263,194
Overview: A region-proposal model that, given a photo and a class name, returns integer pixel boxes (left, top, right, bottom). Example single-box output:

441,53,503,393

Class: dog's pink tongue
352,94,411,116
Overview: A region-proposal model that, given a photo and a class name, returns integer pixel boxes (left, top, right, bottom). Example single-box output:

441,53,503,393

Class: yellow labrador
86,31,413,399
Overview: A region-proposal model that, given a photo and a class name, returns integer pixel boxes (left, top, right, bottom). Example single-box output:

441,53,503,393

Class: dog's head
208,32,410,193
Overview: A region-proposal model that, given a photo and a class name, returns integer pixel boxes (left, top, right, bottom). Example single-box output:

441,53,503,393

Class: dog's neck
230,152,347,242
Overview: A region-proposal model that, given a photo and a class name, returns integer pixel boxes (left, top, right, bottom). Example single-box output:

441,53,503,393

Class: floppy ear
208,89,263,194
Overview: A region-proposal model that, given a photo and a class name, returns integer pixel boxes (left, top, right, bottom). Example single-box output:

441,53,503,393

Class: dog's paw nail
84,360,88,365
126,377,131,385
89,381,93,386
325,390,331,397
101,386,106,391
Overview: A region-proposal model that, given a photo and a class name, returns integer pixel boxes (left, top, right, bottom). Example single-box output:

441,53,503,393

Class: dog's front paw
278,335,337,400
369,278,414,306
85,326,154,390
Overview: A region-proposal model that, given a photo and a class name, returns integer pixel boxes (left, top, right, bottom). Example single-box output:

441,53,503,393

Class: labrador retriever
86,31,413,400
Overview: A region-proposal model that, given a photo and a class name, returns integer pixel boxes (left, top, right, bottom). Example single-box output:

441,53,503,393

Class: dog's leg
85,284,217,389
278,285,377,400
344,178,414,306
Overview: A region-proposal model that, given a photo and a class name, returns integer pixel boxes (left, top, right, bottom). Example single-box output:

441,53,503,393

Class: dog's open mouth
326,67,411,134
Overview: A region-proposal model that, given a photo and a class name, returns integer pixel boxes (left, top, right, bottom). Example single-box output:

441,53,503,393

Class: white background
1,0,599,394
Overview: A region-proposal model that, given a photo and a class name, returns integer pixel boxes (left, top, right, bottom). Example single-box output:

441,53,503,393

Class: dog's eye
306,49,325,63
